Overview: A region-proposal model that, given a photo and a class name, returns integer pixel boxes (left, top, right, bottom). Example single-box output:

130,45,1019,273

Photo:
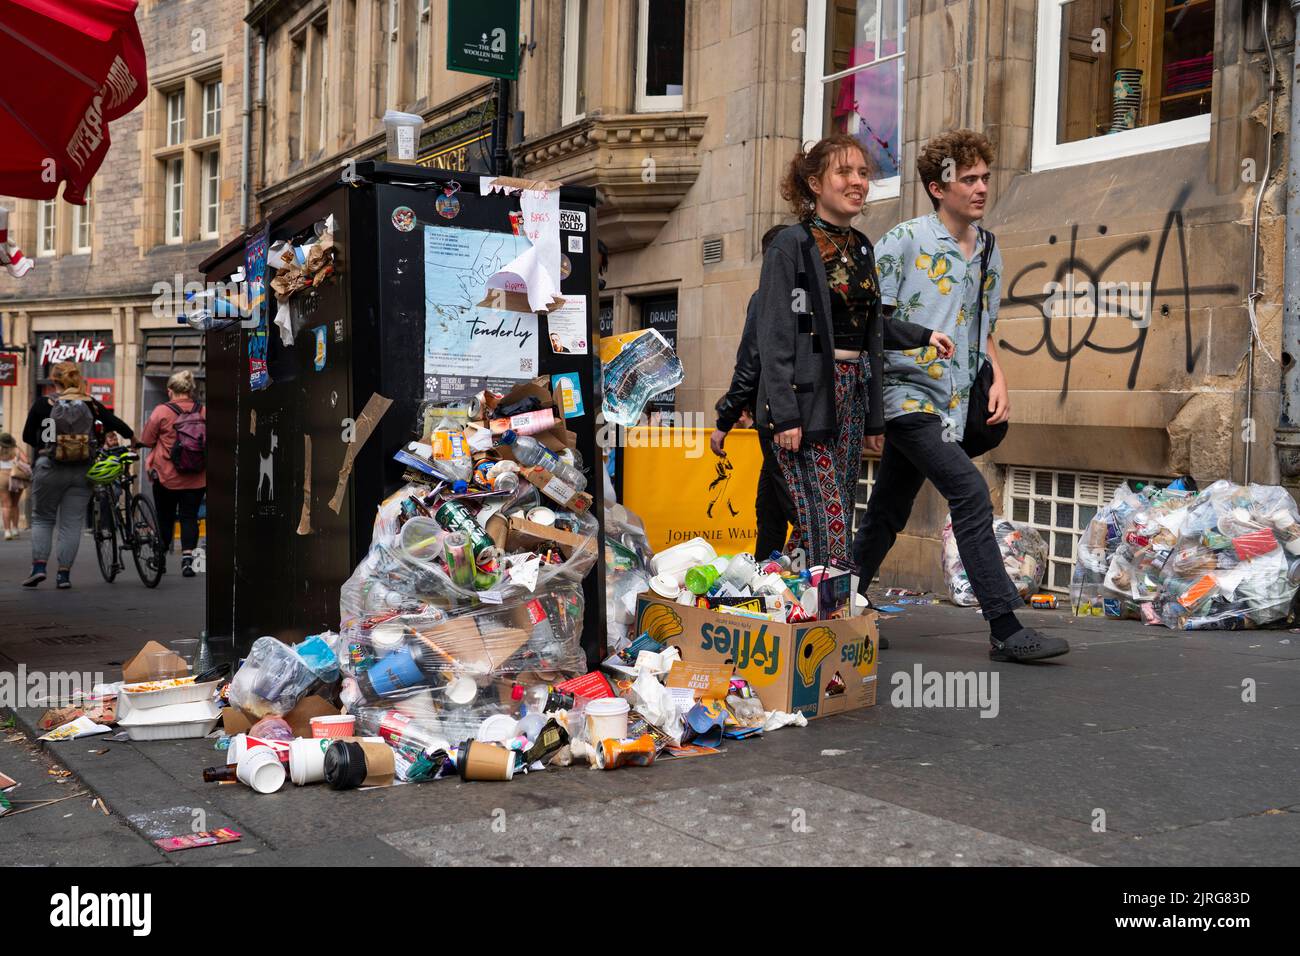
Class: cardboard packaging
521,465,593,512
222,695,342,739
506,515,596,562
121,641,189,683
634,596,878,719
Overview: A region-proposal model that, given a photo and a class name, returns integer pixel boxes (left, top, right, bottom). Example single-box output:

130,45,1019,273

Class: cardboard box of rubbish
633,596,878,719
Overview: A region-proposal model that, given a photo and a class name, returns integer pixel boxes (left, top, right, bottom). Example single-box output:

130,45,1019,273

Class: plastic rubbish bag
602,328,684,427
228,636,325,718
1152,480,1300,629
339,586,588,705
941,515,1048,607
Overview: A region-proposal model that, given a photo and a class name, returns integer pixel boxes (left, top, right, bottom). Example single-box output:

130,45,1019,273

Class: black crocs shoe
989,627,1069,663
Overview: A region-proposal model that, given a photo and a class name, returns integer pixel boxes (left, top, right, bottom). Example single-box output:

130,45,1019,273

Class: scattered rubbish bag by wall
1151,480,1300,630
942,516,1048,607
600,328,684,426
227,632,342,718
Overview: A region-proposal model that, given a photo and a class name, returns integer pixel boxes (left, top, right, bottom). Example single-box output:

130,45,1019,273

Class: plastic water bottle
500,431,587,491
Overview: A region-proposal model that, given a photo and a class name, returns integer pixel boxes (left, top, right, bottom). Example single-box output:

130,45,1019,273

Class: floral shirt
873,213,1002,440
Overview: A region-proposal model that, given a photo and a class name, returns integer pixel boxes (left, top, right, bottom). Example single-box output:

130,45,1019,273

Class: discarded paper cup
237,747,287,794
458,739,516,781
310,715,356,739
288,737,331,786
369,623,406,656
476,713,519,743
526,506,556,526
382,109,423,162
445,677,478,707
584,697,629,743
227,734,288,766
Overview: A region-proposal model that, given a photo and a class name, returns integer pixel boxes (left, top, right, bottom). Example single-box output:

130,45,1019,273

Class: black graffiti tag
1000,185,1238,401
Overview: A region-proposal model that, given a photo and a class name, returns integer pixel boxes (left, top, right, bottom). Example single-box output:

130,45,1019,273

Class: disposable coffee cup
288,737,330,786
369,624,406,656
382,109,423,162
585,697,630,743
458,739,516,781
227,734,288,766
237,747,287,794
310,714,356,739
649,573,680,598
526,507,556,526
445,677,478,707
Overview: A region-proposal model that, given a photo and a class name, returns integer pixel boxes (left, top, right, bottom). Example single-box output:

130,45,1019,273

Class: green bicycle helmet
87,455,126,484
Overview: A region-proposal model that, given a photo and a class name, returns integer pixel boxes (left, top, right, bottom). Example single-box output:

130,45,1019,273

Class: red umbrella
0,0,147,205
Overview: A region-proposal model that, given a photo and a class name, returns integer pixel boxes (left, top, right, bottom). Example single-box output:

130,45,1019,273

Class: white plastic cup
584,697,630,743
288,737,330,786
476,713,519,743
369,624,406,657
383,109,423,162
237,747,287,794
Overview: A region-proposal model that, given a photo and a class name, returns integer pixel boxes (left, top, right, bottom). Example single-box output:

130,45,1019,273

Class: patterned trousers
774,360,866,569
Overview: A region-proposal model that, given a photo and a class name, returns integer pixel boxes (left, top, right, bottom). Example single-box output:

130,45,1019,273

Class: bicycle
88,449,166,588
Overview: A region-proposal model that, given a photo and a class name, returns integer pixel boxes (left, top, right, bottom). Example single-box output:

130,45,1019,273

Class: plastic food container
117,700,223,741
584,697,630,743
119,678,220,712
382,109,423,162
649,537,718,581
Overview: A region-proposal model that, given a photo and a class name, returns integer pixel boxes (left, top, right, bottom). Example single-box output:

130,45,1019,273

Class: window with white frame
416,0,431,100
166,89,186,145
202,79,223,137
562,0,588,124
202,150,220,239
635,0,684,112
73,183,93,253
1032,0,1214,172
803,0,906,200
165,156,184,243
36,198,57,256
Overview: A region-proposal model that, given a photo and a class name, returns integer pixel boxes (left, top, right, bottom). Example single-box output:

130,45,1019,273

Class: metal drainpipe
1277,0,1300,482
1248,0,1278,483
239,2,252,230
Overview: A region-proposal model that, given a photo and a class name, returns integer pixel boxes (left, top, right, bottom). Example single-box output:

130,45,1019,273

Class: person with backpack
138,370,206,578
20,361,134,588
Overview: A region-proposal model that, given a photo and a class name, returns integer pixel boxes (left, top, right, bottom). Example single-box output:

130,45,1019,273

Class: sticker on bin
560,209,587,232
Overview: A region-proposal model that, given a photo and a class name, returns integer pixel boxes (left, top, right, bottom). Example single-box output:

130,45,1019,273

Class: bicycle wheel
128,495,165,588
91,490,119,584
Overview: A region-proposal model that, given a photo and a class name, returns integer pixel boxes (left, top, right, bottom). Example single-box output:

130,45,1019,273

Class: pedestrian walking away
852,129,1068,663
0,432,32,540
138,369,208,578
754,134,953,571
712,225,801,561
19,361,135,588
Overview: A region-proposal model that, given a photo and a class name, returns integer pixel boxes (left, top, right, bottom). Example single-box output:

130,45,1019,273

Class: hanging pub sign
446,0,519,80
0,352,17,387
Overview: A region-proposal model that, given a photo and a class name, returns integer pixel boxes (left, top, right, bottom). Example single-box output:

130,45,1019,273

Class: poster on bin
245,224,271,391
423,225,539,402
621,426,766,555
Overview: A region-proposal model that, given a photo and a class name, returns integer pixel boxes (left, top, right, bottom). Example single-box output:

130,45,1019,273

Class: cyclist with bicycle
19,361,134,589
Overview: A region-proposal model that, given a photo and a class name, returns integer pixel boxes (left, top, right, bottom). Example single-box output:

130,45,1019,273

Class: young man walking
855,130,1068,662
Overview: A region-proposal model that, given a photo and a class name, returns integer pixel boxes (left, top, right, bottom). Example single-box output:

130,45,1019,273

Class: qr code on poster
520,358,535,374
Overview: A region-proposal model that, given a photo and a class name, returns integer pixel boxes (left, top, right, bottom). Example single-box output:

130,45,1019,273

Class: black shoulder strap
165,402,182,416
975,227,996,365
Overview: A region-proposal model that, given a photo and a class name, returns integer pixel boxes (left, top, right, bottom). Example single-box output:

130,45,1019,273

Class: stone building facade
0,0,248,442
2,0,1281,595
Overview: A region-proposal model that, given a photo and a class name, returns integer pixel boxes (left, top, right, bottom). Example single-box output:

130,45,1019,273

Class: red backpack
166,401,207,473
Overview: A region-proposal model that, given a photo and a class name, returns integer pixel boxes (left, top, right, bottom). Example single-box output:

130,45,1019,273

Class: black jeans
754,427,796,560
852,413,1022,620
153,483,205,553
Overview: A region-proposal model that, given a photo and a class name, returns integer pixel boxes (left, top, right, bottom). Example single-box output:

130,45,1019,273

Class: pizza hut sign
39,337,108,365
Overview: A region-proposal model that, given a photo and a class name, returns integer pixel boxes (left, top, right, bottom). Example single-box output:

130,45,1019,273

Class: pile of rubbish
1072,479,1300,629
33,379,839,797
941,515,1048,607
642,537,854,624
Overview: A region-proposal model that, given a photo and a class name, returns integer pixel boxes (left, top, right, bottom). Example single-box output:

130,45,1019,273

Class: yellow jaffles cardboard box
634,596,878,719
